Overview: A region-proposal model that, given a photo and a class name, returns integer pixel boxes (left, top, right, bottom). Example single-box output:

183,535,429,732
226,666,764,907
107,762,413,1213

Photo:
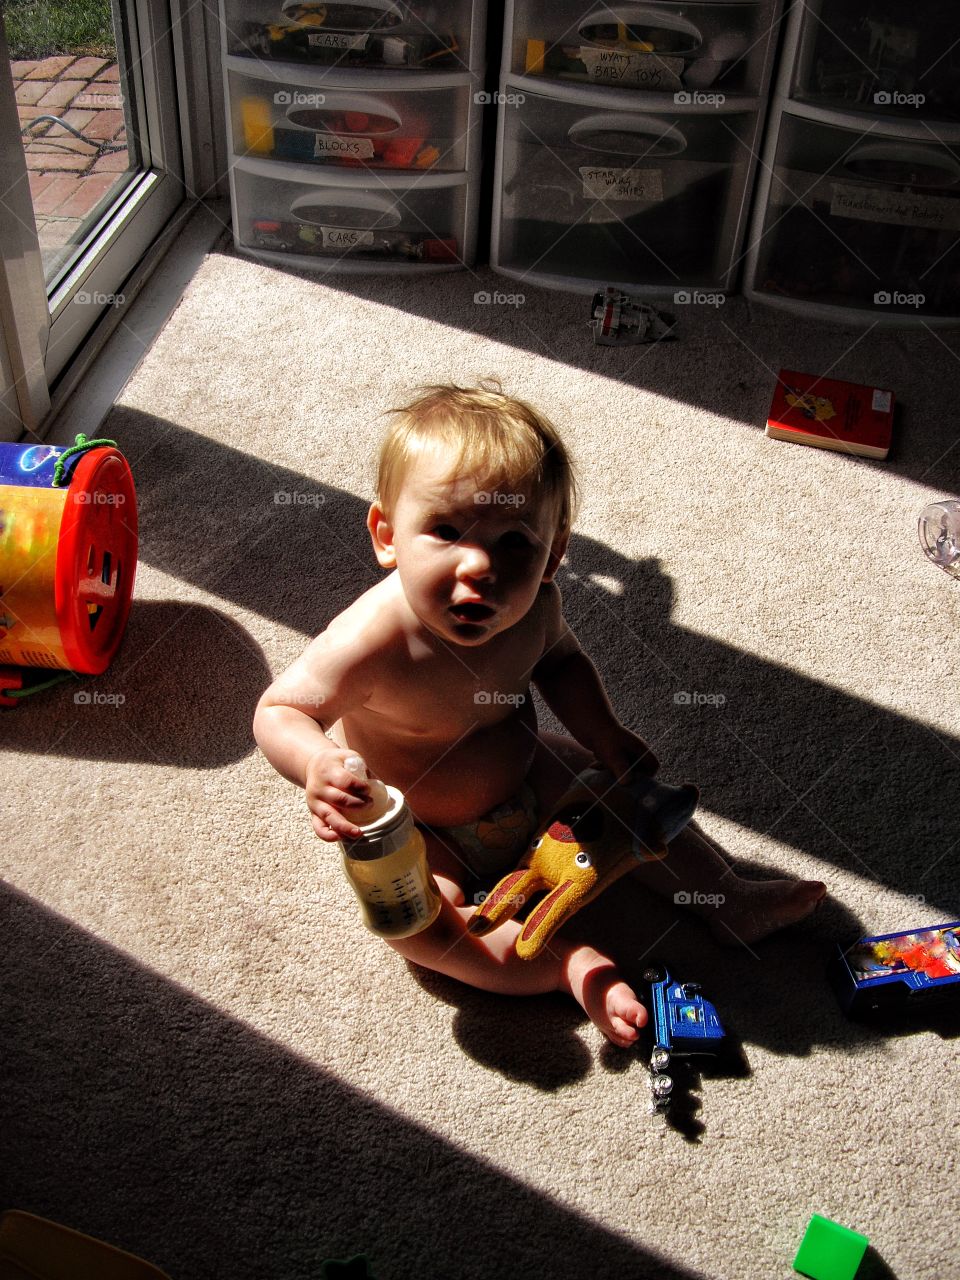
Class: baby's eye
432,524,460,542
499,530,534,551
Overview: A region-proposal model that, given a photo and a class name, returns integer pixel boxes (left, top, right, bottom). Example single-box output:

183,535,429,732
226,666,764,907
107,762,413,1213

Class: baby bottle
338,757,442,940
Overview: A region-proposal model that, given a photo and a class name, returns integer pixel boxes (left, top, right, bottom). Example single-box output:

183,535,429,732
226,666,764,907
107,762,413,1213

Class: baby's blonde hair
377,382,578,537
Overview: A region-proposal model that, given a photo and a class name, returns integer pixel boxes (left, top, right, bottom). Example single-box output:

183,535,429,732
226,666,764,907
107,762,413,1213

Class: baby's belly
340,702,539,827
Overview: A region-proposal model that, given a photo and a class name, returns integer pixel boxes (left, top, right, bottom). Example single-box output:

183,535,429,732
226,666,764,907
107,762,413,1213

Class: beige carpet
4,244,960,1280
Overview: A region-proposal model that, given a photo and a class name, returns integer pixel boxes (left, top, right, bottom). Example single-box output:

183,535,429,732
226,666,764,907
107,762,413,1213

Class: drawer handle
578,5,703,56
281,0,405,31
289,189,402,228
568,112,687,156
286,93,402,135
843,141,960,188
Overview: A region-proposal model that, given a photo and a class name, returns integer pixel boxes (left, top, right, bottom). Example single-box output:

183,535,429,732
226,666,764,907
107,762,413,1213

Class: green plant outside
5,0,116,60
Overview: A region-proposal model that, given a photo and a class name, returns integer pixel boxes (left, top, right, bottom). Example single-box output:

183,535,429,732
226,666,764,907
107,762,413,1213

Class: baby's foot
708,878,827,946
564,950,648,1048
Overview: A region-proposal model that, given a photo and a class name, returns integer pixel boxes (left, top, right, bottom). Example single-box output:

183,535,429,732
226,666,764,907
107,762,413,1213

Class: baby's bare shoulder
311,577,405,668
264,578,403,717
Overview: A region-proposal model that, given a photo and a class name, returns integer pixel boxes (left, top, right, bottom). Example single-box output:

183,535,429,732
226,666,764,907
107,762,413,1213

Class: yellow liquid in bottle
341,790,442,939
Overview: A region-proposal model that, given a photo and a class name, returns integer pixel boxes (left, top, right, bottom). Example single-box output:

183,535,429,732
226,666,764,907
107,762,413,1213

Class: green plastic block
793,1214,869,1280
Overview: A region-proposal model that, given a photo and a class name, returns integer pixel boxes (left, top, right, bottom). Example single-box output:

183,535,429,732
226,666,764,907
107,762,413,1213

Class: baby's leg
528,731,826,946
386,828,647,1047
631,819,826,946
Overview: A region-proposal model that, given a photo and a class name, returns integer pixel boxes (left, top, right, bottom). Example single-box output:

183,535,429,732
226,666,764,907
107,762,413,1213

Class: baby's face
371,449,565,646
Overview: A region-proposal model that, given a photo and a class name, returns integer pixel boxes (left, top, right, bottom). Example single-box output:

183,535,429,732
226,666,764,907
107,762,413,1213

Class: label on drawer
314,134,376,160
580,166,663,201
320,226,375,249
579,48,683,91
830,182,960,231
307,32,370,51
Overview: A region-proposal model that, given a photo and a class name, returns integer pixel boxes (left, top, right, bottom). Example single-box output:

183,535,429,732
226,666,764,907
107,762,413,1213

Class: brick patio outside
10,54,131,279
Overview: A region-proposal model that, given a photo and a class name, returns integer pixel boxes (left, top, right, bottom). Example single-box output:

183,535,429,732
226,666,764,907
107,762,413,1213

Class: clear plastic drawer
222,0,479,73
227,60,477,172
231,157,471,269
789,0,960,123
494,82,759,290
504,0,775,96
751,112,960,317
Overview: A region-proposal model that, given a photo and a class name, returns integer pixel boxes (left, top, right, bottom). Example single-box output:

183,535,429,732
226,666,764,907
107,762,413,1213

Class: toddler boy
254,384,825,1046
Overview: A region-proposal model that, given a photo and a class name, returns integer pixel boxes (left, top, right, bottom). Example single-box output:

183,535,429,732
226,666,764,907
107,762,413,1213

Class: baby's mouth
450,602,495,624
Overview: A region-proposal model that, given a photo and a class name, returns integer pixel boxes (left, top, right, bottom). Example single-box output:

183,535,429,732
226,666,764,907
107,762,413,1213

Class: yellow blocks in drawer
227,59,479,172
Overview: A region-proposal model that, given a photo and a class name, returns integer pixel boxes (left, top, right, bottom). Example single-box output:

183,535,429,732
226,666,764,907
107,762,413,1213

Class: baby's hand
595,727,659,781
305,747,375,842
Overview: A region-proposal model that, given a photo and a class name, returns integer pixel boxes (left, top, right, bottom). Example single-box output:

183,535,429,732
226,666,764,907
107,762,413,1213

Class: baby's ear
367,503,397,569
542,531,569,582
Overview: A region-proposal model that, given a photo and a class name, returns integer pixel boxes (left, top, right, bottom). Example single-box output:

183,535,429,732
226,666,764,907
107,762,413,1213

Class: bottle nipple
344,755,392,825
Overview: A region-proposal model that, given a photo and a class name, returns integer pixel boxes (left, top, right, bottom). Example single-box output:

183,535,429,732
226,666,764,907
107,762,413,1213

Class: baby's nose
457,545,494,580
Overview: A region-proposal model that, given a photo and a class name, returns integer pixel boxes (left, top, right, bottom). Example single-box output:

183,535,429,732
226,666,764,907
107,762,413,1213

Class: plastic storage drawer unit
493,79,760,292
223,0,480,72
228,60,479,171
505,0,775,96
750,110,960,319
788,0,960,122
230,156,474,271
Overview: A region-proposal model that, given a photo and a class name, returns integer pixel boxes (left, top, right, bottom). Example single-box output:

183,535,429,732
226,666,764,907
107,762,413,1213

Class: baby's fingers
330,762,376,802
310,779,370,811
311,807,362,843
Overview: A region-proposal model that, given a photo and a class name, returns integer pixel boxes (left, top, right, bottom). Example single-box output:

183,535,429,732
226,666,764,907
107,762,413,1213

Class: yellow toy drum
0,435,137,674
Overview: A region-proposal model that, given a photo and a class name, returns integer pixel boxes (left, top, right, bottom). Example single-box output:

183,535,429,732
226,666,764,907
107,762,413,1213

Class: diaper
431,784,539,879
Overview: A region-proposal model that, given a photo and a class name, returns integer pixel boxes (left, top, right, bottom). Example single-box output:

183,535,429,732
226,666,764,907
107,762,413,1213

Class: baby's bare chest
365,624,543,736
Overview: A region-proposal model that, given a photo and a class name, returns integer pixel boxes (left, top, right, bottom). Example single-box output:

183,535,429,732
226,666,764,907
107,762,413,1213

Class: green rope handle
51,432,118,487
2,670,78,699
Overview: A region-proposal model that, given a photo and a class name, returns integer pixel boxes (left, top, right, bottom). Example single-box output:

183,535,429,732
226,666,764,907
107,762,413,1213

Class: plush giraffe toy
467,768,698,960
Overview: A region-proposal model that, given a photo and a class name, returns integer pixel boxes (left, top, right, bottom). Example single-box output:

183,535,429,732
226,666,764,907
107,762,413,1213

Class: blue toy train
643,967,726,1110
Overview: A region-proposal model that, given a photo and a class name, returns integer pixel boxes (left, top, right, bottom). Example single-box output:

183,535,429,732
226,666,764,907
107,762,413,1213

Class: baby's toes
606,983,648,1036
608,1015,642,1047
612,993,648,1031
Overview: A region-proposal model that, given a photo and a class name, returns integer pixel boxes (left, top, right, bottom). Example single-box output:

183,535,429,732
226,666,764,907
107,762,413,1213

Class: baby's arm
532,583,657,778
253,623,379,841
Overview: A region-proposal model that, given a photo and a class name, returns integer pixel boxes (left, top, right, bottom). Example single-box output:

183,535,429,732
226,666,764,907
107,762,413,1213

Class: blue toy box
832,922,960,1017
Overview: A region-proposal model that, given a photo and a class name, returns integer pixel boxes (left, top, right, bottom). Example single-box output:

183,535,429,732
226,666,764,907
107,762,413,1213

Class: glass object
918,500,960,578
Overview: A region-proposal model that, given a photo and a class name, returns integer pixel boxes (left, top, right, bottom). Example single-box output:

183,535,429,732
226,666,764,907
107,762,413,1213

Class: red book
766,369,895,459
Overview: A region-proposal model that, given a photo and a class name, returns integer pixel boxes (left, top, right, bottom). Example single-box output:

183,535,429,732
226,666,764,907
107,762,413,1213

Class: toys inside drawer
232,157,466,264
228,62,475,171
790,0,960,122
753,113,960,315
497,87,757,286
223,0,473,71
508,0,773,96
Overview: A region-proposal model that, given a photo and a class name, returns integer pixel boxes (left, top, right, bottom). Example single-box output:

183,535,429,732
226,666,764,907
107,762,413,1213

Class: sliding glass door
0,0,188,437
